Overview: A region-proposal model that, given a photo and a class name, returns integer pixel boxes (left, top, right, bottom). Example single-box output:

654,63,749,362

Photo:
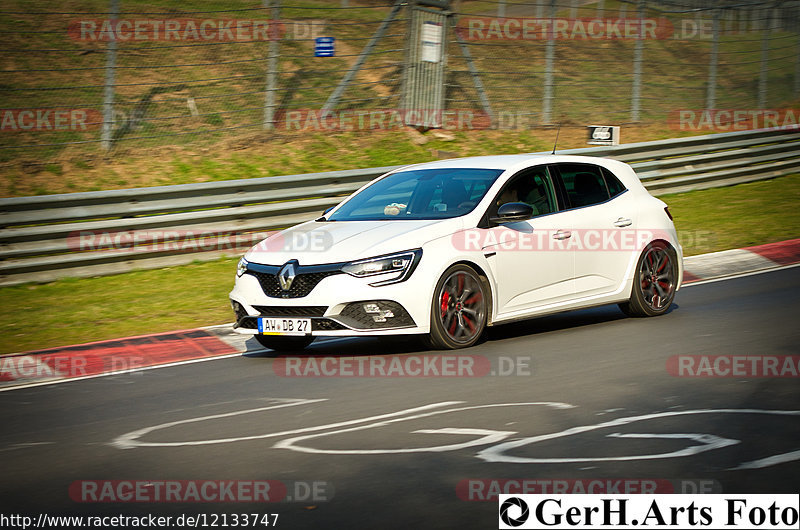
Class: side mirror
489,202,533,225
316,206,335,222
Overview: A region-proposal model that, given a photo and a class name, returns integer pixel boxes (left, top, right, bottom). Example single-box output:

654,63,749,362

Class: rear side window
602,167,626,198
558,164,610,208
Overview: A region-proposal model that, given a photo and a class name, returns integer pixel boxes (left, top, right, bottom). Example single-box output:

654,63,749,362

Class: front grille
238,316,259,329
253,305,328,318
245,270,341,298
337,300,415,330
313,319,348,331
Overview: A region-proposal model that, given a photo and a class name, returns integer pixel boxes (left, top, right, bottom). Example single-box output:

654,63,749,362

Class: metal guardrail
1,128,798,286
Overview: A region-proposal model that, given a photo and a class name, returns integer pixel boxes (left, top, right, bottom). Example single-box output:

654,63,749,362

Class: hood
245,218,460,265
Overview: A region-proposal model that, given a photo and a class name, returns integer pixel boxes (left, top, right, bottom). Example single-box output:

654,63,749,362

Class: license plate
257,317,311,336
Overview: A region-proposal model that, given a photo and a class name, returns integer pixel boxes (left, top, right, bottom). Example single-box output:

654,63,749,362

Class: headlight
341,249,422,286
236,257,249,277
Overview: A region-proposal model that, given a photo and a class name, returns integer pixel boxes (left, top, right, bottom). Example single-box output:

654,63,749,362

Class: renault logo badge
278,262,296,291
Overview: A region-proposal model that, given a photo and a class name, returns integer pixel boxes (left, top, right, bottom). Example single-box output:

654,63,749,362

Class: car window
328,168,503,221
601,167,626,198
488,166,557,220
558,163,611,208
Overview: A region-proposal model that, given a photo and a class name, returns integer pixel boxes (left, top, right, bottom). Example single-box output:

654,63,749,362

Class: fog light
363,303,394,322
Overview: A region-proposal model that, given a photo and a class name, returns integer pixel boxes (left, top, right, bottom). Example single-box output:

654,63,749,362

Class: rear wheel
254,335,314,351
619,241,678,317
427,264,488,349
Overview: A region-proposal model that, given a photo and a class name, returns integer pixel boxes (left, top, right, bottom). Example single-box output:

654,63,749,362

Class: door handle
553,230,572,240
614,217,632,228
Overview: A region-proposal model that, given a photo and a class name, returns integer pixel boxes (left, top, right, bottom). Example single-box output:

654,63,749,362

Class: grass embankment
2,125,706,197
1,175,797,354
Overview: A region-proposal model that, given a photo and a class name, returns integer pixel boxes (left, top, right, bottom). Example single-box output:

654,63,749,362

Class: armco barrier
1,128,798,286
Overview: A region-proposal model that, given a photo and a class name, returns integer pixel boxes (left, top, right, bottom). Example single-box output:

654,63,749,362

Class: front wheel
427,264,488,349
619,241,678,317
254,335,315,352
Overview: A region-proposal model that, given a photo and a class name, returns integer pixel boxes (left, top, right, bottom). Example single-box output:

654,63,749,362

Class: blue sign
314,37,335,57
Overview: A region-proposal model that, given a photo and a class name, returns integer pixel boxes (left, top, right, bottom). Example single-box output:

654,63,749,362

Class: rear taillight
664,207,673,220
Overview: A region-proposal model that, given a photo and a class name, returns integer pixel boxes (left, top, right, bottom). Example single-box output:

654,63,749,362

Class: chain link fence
1,0,798,172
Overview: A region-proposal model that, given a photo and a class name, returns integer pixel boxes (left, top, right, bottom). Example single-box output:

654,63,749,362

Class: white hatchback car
230,154,683,350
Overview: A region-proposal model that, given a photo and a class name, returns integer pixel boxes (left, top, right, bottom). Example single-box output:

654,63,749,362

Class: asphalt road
1,267,798,529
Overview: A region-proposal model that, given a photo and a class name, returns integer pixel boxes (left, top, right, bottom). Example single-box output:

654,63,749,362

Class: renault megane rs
229,154,683,350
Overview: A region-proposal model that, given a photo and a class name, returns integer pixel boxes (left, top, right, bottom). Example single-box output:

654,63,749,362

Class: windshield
327,168,504,221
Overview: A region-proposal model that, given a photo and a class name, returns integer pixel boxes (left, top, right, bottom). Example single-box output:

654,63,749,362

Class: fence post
596,0,604,18
263,0,281,130
497,0,505,18
771,5,779,33
795,33,800,99
706,8,720,110
758,6,769,109
631,0,644,122
101,0,119,152
542,0,556,124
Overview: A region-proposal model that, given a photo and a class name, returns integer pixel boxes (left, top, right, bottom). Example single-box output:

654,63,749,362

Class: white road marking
112,399,798,472
477,409,800,464
0,442,55,453
274,402,574,454
112,400,463,449
729,449,800,470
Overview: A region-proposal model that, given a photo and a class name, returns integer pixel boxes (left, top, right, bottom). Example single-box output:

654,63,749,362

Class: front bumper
229,267,432,337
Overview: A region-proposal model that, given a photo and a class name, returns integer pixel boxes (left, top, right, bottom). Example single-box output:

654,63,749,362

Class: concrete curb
2,238,799,389
682,238,800,283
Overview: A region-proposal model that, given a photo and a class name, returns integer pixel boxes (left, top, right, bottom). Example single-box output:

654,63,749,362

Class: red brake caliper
440,291,449,318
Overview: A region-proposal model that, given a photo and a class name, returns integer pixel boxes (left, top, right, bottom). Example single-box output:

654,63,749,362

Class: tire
619,241,678,317
427,264,488,349
254,335,314,352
